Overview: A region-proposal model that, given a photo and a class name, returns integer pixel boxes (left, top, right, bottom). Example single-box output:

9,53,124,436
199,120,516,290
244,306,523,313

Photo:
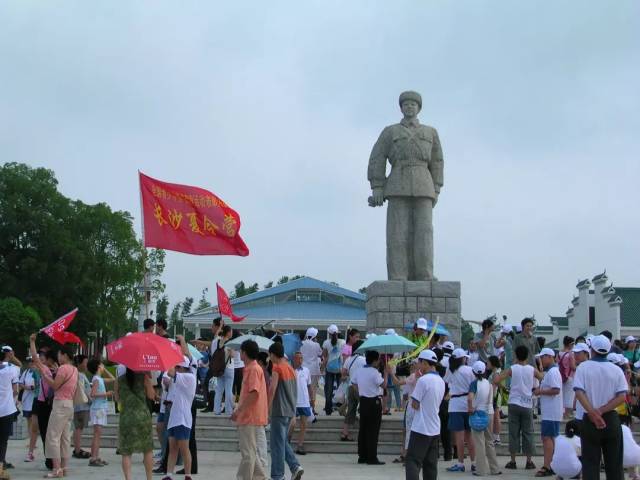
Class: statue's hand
369,188,384,207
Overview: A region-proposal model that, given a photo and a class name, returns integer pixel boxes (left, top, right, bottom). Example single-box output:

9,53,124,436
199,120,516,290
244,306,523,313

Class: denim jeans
324,371,341,414
270,416,299,480
214,368,234,415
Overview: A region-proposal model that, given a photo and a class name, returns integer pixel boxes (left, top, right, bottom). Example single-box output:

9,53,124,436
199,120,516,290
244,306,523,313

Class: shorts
23,410,32,418
541,420,560,437
168,425,191,441
90,408,108,426
296,407,312,418
73,410,89,429
448,412,470,432
157,412,166,423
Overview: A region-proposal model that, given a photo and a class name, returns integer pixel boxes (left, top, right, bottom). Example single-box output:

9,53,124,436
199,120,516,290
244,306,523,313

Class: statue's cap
399,91,422,109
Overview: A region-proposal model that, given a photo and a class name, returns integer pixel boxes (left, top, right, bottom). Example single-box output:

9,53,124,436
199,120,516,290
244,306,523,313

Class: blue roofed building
182,276,366,338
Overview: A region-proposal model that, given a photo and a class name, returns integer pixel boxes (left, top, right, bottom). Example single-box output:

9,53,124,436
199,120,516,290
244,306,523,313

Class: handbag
469,410,489,431
73,370,89,406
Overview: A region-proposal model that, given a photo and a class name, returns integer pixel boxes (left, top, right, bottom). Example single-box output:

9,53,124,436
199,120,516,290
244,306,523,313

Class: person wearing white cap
570,342,590,424
444,348,476,472
409,318,429,346
623,336,639,365
0,346,19,479
164,336,197,480
300,327,322,414
405,350,445,480
322,325,345,416
467,360,500,477
531,348,562,477
574,334,628,480
492,344,537,470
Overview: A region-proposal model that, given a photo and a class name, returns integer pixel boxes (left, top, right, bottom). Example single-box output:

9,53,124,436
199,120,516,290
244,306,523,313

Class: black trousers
405,431,439,480
439,399,451,460
34,400,53,469
581,411,623,480
358,396,382,463
0,414,13,467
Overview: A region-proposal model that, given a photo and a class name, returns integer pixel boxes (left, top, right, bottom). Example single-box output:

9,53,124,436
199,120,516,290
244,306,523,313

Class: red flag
40,308,84,346
217,283,246,323
139,172,249,256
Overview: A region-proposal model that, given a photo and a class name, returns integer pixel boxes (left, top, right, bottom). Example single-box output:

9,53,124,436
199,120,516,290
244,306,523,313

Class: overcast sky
2,1,638,325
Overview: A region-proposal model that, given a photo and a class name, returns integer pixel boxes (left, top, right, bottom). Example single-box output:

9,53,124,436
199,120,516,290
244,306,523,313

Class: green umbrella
355,334,417,354
225,334,274,353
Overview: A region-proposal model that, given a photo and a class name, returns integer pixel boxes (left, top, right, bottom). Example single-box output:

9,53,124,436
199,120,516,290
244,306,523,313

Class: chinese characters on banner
40,308,84,346
139,172,249,256
217,283,246,323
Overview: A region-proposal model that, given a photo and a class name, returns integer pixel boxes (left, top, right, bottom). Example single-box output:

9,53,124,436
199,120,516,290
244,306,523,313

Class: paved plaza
6,441,542,479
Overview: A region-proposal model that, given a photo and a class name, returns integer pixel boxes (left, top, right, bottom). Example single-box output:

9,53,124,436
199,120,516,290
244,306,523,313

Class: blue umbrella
171,340,204,361
403,319,451,337
355,334,417,354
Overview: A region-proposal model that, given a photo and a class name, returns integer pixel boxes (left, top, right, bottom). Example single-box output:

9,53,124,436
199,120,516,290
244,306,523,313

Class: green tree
264,281,273,289
155,295,169,323
277,276,289,285
197,288,211,310
181,297,194,316
461,318,475,349
0,163,149,346
358,287,367,294
168,302,182,334
0,297,42,357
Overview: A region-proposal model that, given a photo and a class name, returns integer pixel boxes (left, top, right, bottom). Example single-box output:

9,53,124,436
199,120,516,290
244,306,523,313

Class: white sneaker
291,466,304,480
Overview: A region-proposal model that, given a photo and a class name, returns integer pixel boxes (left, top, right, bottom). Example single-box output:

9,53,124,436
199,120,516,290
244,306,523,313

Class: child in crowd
550,420,581,480
87,358,115,467
486,355,502,445
468,361,500,476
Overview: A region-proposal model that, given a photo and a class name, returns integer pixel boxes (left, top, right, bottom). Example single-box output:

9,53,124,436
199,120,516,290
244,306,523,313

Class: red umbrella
106,332,184,371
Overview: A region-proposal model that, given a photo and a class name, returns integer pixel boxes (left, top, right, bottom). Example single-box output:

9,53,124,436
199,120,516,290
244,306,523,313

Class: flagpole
139,171,150,331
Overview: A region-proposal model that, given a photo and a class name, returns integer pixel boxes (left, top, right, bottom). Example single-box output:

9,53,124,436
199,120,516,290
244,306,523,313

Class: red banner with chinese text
139,172,249,256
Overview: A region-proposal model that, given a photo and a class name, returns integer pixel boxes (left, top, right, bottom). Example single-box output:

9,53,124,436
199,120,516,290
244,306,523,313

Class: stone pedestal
366,280,462,345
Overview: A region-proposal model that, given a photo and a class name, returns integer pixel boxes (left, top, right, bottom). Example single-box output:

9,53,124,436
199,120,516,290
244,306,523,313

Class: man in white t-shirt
352,350,385,465
570,342,590,423
574,335,628,480
405,349,445,480
534,348,563,476
291,351,313,455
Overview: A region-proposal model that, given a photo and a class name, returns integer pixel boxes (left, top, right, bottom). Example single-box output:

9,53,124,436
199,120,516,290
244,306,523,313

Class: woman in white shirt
213,326,234,415
322,325,345,416
300,328,322,414
445,349,476,472
467,361,500,476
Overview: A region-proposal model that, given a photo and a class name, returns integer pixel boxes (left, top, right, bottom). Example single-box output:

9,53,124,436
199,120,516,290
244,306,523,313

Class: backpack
209,340,228,378
559,352,571,383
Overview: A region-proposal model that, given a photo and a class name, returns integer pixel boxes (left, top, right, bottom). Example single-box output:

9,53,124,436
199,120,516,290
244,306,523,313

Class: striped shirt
271,362,297,417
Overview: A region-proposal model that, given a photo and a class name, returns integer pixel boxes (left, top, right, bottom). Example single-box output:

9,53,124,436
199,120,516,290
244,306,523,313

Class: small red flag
40,308,84,346
217,283,246,323
139,172,249,256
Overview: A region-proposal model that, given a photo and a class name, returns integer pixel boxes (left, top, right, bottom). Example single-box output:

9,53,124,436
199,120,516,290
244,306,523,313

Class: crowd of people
2,315,640,480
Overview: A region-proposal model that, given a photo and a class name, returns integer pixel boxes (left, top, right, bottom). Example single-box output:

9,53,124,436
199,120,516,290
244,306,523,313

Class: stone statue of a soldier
367,91,444,281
